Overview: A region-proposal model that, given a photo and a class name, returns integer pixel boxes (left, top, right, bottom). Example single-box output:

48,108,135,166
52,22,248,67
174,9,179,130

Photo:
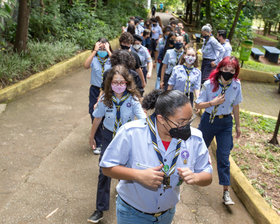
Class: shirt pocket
121,107,133,123
105,109,114,119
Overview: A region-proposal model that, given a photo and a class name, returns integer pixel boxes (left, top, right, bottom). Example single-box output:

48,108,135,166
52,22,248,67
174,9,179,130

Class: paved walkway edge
0,38,119,103
211,139,280,224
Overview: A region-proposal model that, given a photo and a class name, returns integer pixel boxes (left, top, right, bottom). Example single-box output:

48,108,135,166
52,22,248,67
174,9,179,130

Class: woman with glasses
99,89,212,224
87,65,146,223
195,56,242,205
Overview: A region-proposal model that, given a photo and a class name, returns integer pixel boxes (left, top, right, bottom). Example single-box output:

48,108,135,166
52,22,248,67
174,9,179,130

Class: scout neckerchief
97,56,108,77
112,91,130,137
183,65,194,98
174,49,183,65
209,79,232,123
147,113,182,190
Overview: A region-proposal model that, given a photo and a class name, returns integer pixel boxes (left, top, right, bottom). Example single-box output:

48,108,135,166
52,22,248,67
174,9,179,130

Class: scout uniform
168,65,201,106
100,114,212,222
196,79,242,186
201,36,225,83
93,93,146,212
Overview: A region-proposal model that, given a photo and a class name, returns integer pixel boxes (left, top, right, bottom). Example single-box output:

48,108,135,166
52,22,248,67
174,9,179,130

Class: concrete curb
0,38,119,103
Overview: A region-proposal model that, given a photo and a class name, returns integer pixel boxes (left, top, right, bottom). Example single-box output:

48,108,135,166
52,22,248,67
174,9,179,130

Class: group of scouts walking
83,12,241,224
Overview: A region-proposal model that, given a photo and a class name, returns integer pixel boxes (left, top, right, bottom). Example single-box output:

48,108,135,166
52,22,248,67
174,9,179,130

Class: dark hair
133,34,143,42
104,65,140,108
155,16,163,28
92,37,112,53
119,32,134,45
110,50,136,70
218,30,227,39
134,19,140,25
163,32,176,56
144,20,151,29
179,47,198,67
208,56,240,92
163,25,172,34
170,20,177,26
143,29,151,37
142,90,190,117
127,24,135,35
151,18,157,23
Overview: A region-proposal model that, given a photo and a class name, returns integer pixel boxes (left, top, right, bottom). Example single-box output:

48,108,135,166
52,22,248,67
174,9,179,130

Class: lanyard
209,79,232,123
97,56,108,77
146,113,182,176
183,65,194,98
112,92,130,137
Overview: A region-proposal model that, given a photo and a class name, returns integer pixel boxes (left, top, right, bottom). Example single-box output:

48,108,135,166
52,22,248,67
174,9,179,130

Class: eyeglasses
165,116,196,128
111,81,127,86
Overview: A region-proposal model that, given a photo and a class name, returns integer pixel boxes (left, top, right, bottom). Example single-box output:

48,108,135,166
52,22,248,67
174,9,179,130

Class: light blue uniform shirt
93,95,146,132
100,119,212,213
162,49,184,74
168,65,201,93
202,36,225,65
151,24,163,40
135,24,144,36
221,41,232,58
156,37,166,51
130,45,152,67
90,56,111,87
196,79,242,115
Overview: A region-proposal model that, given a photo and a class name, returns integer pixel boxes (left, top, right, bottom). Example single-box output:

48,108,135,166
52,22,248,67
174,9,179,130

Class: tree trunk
278,22,280,33
195,0,202,28
269,110,280,145
205,0,212,25
268,22,272,35
185,0,191,23
263,21,268,36
189,0,193,24
228,1,244,42
14,0,31,53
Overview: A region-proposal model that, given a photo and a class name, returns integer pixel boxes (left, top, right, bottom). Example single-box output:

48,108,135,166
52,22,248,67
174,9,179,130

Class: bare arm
195,94,225,109
147,61,153,79
102,165,164,189
160,63,167,89
136,68,146,88
89,117,103,149
167,85,173,90
177,168,212,186
84,51,97,69
233,104,241,138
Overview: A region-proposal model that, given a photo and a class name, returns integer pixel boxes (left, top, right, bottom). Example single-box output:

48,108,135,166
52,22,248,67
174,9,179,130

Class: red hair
208,56,240,92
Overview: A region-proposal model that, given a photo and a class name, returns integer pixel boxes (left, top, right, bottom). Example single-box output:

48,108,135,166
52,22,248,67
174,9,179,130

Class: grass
254,33,278,43
0,41,80,88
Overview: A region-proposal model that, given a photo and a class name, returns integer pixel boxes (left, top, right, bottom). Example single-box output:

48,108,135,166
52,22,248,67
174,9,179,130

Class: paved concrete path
0,12,257,224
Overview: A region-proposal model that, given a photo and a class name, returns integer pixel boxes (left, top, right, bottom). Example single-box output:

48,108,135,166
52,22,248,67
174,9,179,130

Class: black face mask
174,42,183,50
169,39,175,45
152,24,157,27
202,35,210,39
169,123,191,141
120,44,130,50
220,71,234,81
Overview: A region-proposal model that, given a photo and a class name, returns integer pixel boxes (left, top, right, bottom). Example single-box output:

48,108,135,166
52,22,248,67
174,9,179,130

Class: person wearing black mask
118,32,146,89
201,24,225,84
160,35,184,90
150,18,163,58
99,89,212,223
195,56,242,206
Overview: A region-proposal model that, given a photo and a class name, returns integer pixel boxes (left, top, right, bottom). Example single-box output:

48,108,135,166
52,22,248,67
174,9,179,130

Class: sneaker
87,210,103,223
93,147,101,155
223,190,235,205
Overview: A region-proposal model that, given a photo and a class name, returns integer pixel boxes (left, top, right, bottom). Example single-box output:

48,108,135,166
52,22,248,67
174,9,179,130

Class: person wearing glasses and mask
195,56,242,206
167,47,201,107
131,34,153,82
119,32,146,89
160,35,185,90
84,37,112,155
201,24,225,84
99,89,212,224
87,65,146,223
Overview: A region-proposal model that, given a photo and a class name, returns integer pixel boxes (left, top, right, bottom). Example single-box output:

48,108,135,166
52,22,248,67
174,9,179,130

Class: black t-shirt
101,69,143,95
130,51,141,70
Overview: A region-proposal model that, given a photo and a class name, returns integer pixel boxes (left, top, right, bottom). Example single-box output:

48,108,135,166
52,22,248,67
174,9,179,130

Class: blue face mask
140,22,144,27
97,50,108,58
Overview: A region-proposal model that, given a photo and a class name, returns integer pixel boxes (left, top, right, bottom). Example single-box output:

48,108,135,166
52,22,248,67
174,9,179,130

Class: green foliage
0,40,79,87
0,0,16,31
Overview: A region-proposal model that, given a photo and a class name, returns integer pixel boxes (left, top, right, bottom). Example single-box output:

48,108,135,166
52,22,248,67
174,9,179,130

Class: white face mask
184,55,196,65
133,44,141,50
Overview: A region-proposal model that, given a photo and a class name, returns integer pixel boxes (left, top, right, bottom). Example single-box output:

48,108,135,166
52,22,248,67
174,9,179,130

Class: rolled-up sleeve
92,100,106,118
194,137,213,174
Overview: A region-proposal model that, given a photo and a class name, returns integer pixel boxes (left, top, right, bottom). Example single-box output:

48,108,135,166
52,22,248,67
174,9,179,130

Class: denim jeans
198,112,233,186
116,196,175,224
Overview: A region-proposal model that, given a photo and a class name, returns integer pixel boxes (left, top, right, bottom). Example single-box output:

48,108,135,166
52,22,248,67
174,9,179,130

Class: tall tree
195,0,202,28
228,0,245,42
205,0,212,25
14,0,31,53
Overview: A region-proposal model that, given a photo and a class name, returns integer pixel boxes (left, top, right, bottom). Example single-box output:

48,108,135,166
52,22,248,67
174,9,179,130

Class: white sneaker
223,190,235,205
93,147,101,155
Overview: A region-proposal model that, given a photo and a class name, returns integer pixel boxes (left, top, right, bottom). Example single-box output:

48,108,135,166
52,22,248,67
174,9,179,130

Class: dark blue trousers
198,112,233,186
89,85,102,147
142,66,148,82
96,127,113,211
201,59,216,84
